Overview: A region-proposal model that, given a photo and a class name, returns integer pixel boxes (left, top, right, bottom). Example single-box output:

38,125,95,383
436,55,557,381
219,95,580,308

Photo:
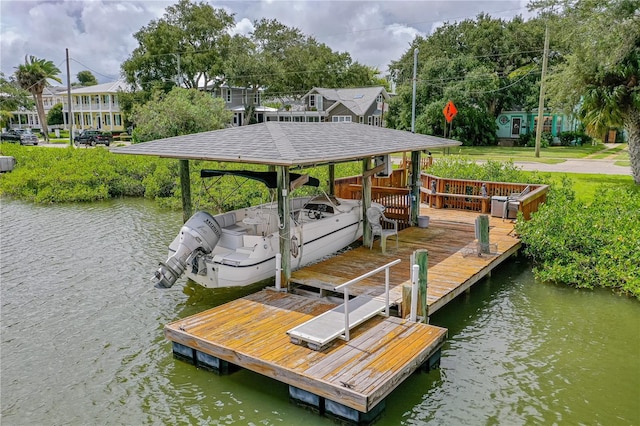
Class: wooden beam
277,166,291,289
410,151,420,226
362,158,372,248
179,159,192,223
328,164,335,196
289,173,309,191
362,163,386,179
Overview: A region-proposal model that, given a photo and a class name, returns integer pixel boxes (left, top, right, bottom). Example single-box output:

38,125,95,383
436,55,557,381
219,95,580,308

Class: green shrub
558,131,593,146
516,179,640,298
427,156,549,184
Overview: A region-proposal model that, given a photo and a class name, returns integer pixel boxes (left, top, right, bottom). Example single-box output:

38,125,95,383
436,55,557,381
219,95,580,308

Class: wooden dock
166,290,447,422
164,207,520,423
290,207,521,315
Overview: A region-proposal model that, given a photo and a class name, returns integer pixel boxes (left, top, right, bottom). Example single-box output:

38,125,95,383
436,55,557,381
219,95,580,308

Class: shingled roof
112,122,460,167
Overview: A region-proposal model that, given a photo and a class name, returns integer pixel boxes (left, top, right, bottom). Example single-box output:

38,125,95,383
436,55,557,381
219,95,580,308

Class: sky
0,0,536,85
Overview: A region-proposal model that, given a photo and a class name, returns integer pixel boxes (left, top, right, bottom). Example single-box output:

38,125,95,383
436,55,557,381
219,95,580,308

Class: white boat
152,171,367,289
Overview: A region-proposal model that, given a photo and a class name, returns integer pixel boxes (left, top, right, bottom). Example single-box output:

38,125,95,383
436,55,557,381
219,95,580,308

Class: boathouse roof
112,122,460,167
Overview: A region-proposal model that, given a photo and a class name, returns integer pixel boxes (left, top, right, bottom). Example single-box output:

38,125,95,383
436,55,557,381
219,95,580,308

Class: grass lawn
430,143,607,163
522,171,638,202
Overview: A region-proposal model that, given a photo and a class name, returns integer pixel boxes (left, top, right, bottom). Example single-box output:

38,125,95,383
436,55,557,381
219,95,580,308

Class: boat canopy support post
410,151,421,226
179,159,193,223
362,157,373,248
277,166,291,289
328,164,335,196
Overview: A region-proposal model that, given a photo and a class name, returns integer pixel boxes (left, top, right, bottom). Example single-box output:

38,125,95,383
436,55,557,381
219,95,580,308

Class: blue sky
0,0,535,84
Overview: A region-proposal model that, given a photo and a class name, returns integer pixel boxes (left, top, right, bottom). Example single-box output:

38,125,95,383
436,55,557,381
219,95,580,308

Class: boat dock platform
164,208,520,424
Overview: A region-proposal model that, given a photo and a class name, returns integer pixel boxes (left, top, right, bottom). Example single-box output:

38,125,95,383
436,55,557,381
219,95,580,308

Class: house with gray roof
265,86,389,126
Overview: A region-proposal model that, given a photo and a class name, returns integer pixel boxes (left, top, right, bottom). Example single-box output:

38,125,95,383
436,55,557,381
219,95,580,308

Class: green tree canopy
529,0,640,184
0,72,33,128
47,103,64,126
122,0,234,92
76,71,98,86
14,55,62,141
387,14,550,145
131,87,232,142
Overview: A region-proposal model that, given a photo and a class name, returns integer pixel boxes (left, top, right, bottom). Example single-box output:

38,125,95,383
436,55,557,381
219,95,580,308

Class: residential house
265,86,390,125
208,84,276,127
5,79,129,133
65,80,129,132
496,110,577,144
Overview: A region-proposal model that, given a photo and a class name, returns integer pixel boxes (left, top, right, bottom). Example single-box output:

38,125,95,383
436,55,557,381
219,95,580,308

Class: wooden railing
419,173,549,220
334,171,548,222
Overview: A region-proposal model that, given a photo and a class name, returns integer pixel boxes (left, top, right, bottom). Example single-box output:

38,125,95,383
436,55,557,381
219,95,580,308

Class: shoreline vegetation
1,143,637,299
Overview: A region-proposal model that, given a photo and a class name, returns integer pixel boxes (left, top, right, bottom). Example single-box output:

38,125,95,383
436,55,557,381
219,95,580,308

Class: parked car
74,130,112,147
0,129,39,145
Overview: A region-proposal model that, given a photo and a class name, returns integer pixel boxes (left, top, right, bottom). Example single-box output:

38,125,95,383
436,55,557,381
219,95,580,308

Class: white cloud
1,0,534,84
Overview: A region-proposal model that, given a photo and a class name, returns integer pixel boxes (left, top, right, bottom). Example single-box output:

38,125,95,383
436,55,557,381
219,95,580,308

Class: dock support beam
179,159,192,223
277,166,291,289
362,157,373,248
410,150,420,226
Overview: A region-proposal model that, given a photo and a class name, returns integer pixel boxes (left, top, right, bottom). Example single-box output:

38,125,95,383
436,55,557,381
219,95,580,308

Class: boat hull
169,197,364,288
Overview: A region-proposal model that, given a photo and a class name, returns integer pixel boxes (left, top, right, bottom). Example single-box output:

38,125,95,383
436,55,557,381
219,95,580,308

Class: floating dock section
164,208,520,424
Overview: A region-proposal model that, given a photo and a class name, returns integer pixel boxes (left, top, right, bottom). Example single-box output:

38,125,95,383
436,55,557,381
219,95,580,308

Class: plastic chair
366,206,398,253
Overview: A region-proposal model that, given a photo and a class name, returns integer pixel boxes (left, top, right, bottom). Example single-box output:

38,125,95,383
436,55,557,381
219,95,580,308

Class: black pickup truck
1,129,39,145
74,130,112,147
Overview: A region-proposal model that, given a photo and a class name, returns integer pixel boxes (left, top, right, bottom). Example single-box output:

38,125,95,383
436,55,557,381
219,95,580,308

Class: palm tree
14,56,62,142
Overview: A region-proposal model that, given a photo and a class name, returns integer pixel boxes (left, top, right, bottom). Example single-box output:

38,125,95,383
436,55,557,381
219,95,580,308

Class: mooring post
179,159,192,223
410,264,419,322
415,249,429,323
475,214,490,254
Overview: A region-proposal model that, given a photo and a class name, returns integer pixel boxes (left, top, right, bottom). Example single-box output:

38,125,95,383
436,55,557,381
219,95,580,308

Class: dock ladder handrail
334,258,402,341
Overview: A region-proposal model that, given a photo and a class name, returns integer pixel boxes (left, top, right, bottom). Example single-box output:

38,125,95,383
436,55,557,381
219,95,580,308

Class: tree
47,103,64,126
386,14,548,145
77,71,98,86
14,56,62,141
0,72,33,128
131,87,232,142
530,0,640,184
122,0,234,93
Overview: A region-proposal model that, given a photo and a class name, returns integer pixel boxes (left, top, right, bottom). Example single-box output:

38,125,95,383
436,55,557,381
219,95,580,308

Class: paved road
513,159,631,175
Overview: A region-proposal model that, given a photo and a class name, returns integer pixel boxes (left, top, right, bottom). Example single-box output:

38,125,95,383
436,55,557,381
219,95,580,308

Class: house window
254,92,260,105
368,116,373,125
225,89,232,103
332,116,352,123
104,115,111,126
555,117,562,135
309,95,316,108
376,94,383,103
359,116,364,124
308,116,319,122
114,114,122,126
534,116,553,134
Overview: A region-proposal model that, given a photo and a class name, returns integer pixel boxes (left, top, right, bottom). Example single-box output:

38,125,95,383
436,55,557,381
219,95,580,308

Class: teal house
496,110,576,142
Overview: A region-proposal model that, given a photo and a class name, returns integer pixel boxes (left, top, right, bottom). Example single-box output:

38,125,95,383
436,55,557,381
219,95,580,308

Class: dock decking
290,207,521,315
164,207,520,421
165,289,447,415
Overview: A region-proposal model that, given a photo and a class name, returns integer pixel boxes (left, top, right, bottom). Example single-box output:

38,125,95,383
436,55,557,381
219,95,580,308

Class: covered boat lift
113,122,460,289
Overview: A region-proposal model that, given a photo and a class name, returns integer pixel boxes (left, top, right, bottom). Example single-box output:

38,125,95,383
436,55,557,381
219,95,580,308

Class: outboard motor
153,211,221,288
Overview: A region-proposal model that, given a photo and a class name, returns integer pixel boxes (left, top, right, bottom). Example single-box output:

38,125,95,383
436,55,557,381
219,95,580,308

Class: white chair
366,206,398,254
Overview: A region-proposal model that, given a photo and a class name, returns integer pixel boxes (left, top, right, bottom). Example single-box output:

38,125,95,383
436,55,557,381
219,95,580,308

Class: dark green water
1,198,638,425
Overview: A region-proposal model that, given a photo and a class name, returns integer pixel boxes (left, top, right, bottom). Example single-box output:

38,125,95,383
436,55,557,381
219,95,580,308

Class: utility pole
411,48,418,133
66,48,73,147
535,25,550,158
